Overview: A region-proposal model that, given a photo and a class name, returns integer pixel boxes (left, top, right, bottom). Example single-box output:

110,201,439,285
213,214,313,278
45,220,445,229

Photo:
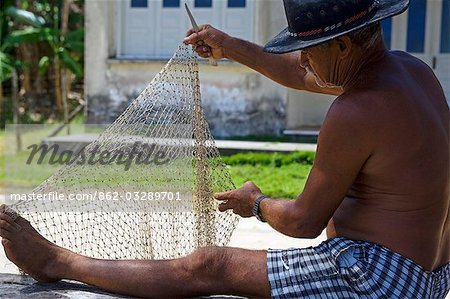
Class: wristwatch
252,194,267,222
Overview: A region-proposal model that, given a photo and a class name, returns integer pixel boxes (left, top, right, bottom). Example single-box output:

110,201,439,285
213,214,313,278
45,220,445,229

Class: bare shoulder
326,91,380,125
390,50,437,77
388,51,448,114
320,92,378,147
390,50,427,66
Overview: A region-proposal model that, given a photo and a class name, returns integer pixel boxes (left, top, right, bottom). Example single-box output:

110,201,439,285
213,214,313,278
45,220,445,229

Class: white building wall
85,0,449,137
85,0,111,100
85,0,289,137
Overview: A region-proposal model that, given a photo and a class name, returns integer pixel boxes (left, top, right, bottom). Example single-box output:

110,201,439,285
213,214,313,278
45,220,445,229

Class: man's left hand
214,181,264,217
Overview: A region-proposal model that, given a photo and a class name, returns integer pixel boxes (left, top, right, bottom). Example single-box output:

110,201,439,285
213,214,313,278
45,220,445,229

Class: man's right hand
183,25,230,60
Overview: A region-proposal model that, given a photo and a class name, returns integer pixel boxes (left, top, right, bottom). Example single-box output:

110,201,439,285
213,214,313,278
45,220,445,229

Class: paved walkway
43,133,317,153
1,138,317,276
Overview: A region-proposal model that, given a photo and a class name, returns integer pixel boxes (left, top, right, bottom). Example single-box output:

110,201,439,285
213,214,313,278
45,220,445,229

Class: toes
0,213,21,231
0,219,19,233
3,207,19,221
15,216,30,228
1,238,11,248
0,228,12,240
1,239,16,263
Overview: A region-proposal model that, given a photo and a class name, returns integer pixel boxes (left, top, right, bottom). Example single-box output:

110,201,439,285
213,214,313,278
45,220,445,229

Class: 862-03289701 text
8,191,183,202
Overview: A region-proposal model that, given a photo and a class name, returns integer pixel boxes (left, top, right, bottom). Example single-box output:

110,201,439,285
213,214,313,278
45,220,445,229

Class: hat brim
263,0,409,54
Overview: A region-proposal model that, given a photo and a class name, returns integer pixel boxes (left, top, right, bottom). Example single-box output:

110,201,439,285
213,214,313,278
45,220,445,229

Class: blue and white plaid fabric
267,237,450,298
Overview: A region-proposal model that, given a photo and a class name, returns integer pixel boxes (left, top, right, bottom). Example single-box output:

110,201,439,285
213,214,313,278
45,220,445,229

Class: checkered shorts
267,237,450,298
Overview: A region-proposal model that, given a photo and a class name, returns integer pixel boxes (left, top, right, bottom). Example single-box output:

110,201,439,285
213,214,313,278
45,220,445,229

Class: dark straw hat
264,0,409,53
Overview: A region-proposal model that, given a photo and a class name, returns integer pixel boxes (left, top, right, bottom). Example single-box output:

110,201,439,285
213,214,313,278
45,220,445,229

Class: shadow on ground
0,273,246,299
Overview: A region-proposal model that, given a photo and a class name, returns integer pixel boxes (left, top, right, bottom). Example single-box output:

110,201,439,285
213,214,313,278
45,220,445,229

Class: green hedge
221,151,315,167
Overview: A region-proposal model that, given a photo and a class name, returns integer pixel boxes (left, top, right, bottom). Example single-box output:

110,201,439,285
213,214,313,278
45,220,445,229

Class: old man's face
300,41,341,88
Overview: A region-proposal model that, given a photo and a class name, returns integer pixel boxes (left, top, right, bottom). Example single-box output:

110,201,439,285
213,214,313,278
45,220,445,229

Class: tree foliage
1,0,84,127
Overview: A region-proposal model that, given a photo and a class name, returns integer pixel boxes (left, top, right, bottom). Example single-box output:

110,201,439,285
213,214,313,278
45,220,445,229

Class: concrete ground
0,204,449,298
43,135,318,153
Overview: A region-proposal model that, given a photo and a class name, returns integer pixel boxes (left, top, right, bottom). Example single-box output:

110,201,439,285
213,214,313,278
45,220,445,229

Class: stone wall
86,59,287,137
84,0,325,137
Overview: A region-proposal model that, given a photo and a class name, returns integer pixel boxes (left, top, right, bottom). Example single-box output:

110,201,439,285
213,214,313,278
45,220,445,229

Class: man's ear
336,36,352,59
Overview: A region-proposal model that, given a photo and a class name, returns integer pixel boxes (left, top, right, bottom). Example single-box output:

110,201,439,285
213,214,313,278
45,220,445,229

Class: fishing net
9,44,239,260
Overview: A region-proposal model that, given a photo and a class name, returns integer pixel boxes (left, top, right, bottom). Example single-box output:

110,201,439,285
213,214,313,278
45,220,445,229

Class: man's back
329,51,450,271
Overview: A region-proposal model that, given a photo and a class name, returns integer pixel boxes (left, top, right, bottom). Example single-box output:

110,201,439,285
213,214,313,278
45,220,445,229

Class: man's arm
184,25,342,96
215,95,374,237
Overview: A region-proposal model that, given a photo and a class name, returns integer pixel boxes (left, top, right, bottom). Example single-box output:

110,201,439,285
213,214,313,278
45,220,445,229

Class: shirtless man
1,0,449,297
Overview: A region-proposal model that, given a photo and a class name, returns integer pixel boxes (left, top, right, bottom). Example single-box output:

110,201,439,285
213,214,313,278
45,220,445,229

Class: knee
181,246,230,279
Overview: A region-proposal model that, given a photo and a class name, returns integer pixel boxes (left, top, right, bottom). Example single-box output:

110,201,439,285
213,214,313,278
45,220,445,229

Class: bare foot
0,205,73,282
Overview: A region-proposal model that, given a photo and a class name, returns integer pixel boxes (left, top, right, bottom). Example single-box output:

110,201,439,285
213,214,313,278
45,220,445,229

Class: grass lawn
222,151,314,198
227,163,311,199
0,129,314,198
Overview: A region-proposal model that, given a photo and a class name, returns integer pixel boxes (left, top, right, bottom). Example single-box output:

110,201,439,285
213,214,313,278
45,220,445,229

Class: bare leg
0,207,271,298
0,207,72,283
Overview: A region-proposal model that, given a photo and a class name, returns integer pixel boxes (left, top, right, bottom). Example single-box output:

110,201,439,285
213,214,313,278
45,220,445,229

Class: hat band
288,0,378,38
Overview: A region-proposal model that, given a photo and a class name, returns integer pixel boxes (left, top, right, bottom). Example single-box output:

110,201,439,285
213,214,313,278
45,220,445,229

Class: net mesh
10,45,239,260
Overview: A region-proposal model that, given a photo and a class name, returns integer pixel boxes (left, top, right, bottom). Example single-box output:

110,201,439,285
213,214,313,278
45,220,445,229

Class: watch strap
252,194,267,222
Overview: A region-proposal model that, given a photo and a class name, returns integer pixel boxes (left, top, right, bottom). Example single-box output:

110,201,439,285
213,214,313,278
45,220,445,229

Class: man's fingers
193,44,204,51
183,31,200,45
214,190,235,200
185,28,196,38
193,45,212,58
218,201,232,212
184,28,204,42
184,29,210,45
183,26,221,60
197,52,211,58
195,45,211,53
216,191,235,212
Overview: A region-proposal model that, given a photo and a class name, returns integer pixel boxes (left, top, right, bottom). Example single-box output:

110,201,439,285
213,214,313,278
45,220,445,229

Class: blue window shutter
441,0,450,53
195,0,212,7
163,0,180,7
228,0,246,8
406,0,427,53
381,18,392,49
131,0,148,8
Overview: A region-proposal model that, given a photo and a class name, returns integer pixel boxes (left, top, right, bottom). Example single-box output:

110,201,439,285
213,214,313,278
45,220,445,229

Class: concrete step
283,128,320,144
43,134,317,155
